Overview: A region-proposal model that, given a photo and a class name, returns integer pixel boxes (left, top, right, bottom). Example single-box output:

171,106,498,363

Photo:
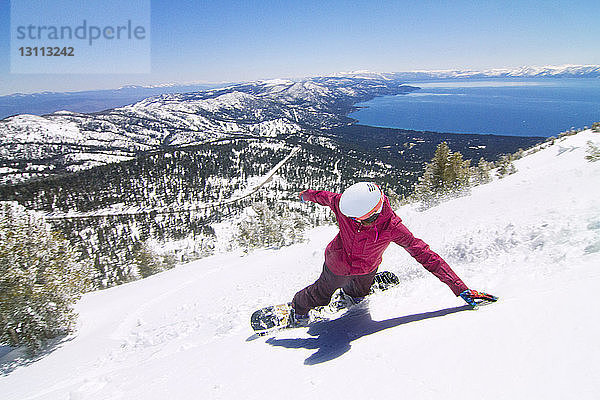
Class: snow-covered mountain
0,83,230,120
2,65,595,184
2,129,598,399
2,64,598,120
338,64,600,80
0,77,416,183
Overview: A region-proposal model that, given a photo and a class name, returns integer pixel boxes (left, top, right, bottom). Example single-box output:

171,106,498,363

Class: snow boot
328,289,363,312
289,307,310,327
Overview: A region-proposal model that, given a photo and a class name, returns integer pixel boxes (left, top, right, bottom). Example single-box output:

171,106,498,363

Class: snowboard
250,270,400,336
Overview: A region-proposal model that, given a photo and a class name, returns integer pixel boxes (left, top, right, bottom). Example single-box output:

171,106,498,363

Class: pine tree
585,141,600,162
133,241,168,279
412,142,471,208
0,202,92,352
496,155,517,178
472,157,494,186
236,202,307,251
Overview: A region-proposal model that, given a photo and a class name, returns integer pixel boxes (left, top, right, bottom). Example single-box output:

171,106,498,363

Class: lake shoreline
349,78,600,138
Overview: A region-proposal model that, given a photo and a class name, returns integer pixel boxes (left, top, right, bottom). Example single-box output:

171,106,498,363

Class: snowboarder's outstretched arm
299,189,340,208
392,222,468,296
392,223,499,305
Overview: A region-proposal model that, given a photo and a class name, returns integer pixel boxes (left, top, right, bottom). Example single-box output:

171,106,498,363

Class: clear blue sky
1,0,599,95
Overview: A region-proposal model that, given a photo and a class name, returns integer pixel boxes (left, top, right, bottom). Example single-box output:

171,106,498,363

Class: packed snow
1,130,599,400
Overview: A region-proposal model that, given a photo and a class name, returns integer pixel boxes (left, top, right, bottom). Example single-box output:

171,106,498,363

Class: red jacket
302,189,468,296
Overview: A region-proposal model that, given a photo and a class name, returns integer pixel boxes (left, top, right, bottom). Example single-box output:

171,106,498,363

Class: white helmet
339,182,384,220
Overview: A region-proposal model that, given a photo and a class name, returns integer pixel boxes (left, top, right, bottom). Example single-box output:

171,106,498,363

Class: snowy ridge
403,64,600,79
1,131,599,399
336,64,600,80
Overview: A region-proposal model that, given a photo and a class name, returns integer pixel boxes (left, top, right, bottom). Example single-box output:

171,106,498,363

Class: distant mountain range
0,83,228,120
2,64,598,120
337,64,600,80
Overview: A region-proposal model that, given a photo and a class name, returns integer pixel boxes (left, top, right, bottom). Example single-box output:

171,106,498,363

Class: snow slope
1,131,600,400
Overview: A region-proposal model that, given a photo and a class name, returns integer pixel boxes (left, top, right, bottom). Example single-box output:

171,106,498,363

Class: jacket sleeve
300,189,340,208
392,222,468,296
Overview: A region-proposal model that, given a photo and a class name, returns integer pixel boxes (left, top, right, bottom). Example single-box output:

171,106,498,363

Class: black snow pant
291,263,378,315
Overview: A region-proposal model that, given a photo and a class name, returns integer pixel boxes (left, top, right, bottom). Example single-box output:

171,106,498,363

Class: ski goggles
352,212,381,224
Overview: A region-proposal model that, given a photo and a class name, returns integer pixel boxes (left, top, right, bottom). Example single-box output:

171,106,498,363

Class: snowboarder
290,182,494,326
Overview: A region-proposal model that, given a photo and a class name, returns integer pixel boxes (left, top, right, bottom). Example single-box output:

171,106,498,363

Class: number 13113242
19,47,75,56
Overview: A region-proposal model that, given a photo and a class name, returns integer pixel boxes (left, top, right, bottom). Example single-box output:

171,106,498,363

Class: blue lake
349,79,600,137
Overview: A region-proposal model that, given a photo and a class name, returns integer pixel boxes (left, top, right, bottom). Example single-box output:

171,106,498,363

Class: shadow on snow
265,303,472,365
0,335,74,376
